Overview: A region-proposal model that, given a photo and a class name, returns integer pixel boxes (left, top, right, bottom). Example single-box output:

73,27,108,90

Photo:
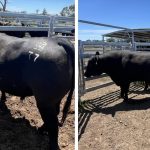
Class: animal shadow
0,105,49,150
79,84,150,140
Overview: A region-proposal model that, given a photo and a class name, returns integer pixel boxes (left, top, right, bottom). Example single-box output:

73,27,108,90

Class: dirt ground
79,76,150,150
0,93,74,150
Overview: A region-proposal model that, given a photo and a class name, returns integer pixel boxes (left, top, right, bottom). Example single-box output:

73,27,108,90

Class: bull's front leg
120,83,130,101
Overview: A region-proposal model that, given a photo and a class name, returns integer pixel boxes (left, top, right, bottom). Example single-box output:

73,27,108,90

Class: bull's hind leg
144,82,148,91
34,94,59,150
1,91,6,102
0,91,8,112
120,88,124,98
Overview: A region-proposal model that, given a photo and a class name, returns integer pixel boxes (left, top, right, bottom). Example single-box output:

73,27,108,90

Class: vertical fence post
78,40,85,99
48,16,55,37
131,31,135,50
102,35,105,53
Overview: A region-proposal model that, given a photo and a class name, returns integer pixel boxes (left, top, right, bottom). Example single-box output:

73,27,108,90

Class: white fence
0,12,75,37
134,42,150,51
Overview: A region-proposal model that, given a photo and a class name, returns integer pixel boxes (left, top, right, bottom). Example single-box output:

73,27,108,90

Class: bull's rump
0,34,73,98
122,51,150,81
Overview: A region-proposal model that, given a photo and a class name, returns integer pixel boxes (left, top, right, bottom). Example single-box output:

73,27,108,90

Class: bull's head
84,51,102,77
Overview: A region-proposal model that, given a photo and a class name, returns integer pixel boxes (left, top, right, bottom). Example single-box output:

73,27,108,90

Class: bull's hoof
38,125,48,135
124,100,130,103
120,94,124,98
48,143,60,150
49,145,60,150
123,99,136,104
123,98,130,103
0,104,9,115
58,121,63,127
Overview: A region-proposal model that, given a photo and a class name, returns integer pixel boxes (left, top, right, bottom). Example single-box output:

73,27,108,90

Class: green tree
42,8,47,15
0,0,8,11
20,11,27,14
69,4,75,17
106,38,115,42
60,6,69,16
60,4,75,17
36,9,40,14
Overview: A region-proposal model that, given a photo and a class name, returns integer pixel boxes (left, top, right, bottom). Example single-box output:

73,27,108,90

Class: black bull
0,33,74,149
85,50,150,101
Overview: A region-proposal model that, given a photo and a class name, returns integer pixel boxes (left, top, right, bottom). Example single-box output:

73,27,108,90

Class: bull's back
101,51,150,84
122,51,150,81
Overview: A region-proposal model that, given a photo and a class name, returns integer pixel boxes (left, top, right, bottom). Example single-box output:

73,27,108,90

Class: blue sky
6,0,74,15
79,0,150,40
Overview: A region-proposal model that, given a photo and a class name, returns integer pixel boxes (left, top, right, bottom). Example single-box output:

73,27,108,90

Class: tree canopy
42,8,48,15
0,0,8,11
60,4,75,17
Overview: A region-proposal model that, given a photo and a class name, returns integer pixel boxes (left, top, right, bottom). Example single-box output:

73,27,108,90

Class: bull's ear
95,51,100,55
95,51,100,60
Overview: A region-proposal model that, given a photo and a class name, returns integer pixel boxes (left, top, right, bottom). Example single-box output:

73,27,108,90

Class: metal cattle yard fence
78,20,150,99
0,12,75,39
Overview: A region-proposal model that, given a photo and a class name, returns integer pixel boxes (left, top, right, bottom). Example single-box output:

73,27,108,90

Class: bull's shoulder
101,51,123,62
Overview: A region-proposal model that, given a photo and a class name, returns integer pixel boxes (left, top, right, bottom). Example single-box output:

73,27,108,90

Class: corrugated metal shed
103,29,150,41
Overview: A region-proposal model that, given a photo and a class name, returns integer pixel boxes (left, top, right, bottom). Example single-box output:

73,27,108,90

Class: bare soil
0,93,74,150
79,77,150,150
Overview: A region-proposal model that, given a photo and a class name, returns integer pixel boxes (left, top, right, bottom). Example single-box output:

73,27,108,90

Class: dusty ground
79,76,150,150
0,93,74,150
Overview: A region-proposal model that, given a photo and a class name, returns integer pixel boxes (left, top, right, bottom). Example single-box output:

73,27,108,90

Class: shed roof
103,28,150,40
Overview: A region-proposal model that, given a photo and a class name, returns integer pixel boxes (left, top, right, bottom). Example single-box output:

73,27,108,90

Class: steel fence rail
79,20,131,30
0,12,75,37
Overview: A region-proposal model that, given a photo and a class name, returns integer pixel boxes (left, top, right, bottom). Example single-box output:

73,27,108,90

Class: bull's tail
59,70,74,127
55,37,74,127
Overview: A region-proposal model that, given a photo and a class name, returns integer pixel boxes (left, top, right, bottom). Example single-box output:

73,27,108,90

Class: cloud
78,29,119,40
7,5,24,12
